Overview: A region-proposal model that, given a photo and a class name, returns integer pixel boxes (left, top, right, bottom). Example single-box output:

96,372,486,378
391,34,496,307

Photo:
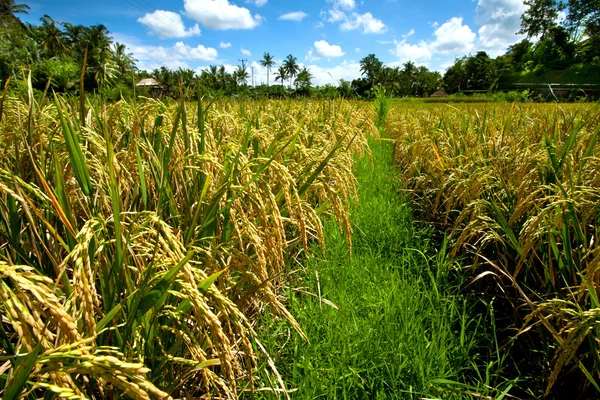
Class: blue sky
21,0,527,85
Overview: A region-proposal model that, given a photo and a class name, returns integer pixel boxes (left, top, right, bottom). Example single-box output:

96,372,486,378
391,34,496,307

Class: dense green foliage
0,3,135,96
442,0,600,94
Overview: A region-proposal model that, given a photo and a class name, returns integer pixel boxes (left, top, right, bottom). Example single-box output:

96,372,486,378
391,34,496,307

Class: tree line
1,0,598,100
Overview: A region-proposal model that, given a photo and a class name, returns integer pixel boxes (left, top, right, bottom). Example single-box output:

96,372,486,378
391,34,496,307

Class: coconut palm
218,65,228,89
294,66,313,91
259,52,276,87
0,0,30,25
112,42,136,78
274,65,287,88
0,0,30,19
62,22,86,59
359,53,383,88
39,14,66,58
235,65,249,86
83,24,114,88
282,54,299,88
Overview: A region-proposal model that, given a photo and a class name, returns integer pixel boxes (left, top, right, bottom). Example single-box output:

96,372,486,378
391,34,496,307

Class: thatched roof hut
136,78,165,98
431,90,448,98
136,78,163,88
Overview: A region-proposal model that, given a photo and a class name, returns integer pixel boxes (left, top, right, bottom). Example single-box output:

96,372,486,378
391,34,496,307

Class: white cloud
390,40,432,64
323,0,385,34
308,60,362,86
246,0,268,7
476,0,527,56
314,40,345,58
138,10,200,39
241,47,251,56
315,21,325,28
328,8,346,22
331,0,355,11
138,60,191,72
340,12,387,34
219,41,231,48
306,49,320,62
355,47,360,52
128,41,218,71
387,17,475,70
278,11,308,21
184,0,262,30
403,29,415,39
429,17,476,55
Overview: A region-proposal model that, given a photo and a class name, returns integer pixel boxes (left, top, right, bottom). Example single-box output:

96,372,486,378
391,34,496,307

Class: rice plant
388,102,600,396
0,78,375,398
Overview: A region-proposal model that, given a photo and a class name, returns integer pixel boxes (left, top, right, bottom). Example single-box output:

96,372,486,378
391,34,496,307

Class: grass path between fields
251,136,509,399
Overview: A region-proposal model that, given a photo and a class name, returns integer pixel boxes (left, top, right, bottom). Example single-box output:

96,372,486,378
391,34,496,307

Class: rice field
388,101,600,396
2,81,600,399
0,86,375,398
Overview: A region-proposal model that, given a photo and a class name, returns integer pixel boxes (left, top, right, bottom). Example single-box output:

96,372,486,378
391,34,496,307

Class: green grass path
256,138,485,399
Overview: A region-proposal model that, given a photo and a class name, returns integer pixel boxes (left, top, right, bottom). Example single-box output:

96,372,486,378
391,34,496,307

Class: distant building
431,90,448,98
136,78,164,98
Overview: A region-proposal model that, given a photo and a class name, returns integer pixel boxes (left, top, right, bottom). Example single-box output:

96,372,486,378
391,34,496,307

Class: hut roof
431,90,448,97
136,78,163,87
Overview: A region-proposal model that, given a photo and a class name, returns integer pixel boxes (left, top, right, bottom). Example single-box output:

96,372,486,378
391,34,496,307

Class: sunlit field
2,79,600,399
0,88,374,398
389,101,600,396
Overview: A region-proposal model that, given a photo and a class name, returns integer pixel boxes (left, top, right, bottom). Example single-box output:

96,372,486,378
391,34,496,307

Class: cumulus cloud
340,12,387,34
476,0,527,56
388,19,475,69
330,0,356,11
219,41,231,48
327,8,346,22
278,11,308,21
314,40,345,58
128,41,218,71
246,0,267,7
306,49,320,62
391,40,432,64
429,17,476,54
241,47,251,56
138,10,200,39
184,0,262,30
308,60,362,86
323,0,386,34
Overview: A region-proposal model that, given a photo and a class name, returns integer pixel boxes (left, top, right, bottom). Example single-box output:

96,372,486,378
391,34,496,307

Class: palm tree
63,22,86,58
259,52,276,87
173,67,196,98
0,0,30,20
359,53,383,88
235,65,249,86
83,24,114,88
40,14,66,58
218,65,227,89
112,42,136,78
274,65,287,88
282,54,299,88
294,66,313,91
206,65,218,88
